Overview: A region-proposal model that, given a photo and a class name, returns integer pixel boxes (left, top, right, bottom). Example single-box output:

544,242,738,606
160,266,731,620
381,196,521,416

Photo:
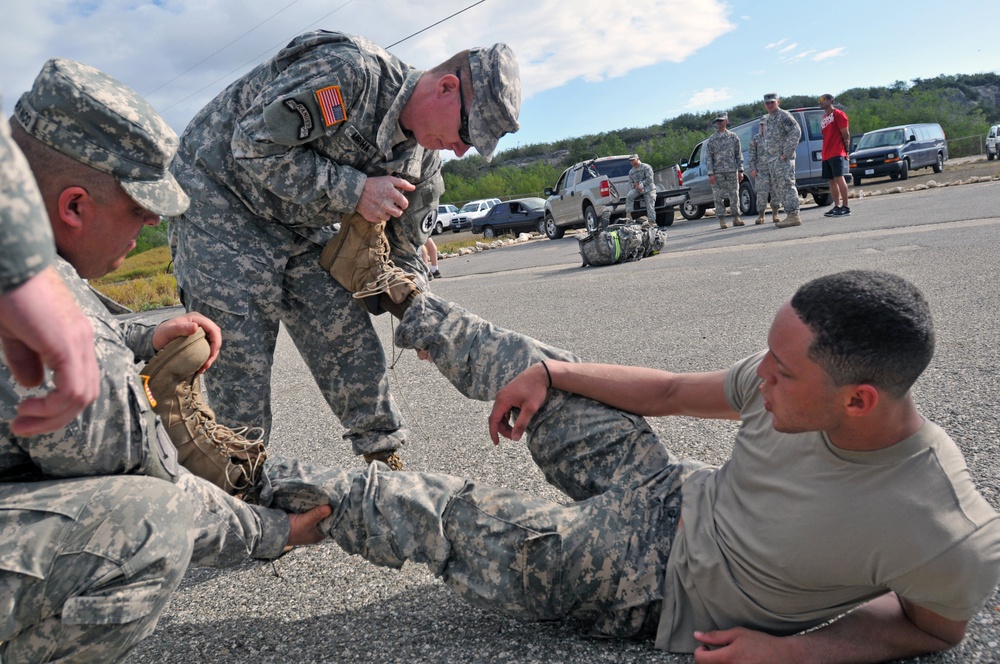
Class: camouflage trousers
711,172,740,219
0,476,193,663
760,158,799,212
264,294,692,637
625,187,657,222
171,213,421,456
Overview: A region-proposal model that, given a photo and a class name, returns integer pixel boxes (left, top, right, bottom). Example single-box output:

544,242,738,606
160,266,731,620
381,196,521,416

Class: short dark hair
790,271,934,398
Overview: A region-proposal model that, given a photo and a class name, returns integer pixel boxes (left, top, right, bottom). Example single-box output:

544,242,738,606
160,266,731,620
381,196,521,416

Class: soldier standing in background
761,93,803,228
748,116,770,224
625,153,657,224
704,113,744,229
169,31,521,470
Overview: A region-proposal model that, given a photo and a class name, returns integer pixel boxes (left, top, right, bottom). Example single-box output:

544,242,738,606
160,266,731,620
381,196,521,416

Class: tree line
442,73,1000,206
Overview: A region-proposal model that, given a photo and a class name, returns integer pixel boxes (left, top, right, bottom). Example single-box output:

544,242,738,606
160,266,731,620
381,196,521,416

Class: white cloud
764,39,787,50
813,47,846,61
0,0,736,133
778,42,798,54
685,87,733,109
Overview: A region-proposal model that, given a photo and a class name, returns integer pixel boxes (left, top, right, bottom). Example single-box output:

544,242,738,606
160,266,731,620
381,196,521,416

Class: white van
987,124,1000,161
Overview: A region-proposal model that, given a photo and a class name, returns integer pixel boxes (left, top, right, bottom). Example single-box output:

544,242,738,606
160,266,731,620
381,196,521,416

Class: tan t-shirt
655,351,1000,652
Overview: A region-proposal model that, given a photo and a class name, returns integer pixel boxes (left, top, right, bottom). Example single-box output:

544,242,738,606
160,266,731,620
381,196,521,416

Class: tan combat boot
141,329,266,498
732,214,745,226
319,213,421,318
771,204,782,223
775,211,802,228
755,210,766,225
718,216,728,229
363,450,404,471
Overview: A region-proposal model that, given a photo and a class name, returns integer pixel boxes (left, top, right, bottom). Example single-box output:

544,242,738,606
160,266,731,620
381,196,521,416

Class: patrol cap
12,58,189,217
759,115,767,125
467,43,520,161
763,92,779,102
628,153,640,161
715,112,728,122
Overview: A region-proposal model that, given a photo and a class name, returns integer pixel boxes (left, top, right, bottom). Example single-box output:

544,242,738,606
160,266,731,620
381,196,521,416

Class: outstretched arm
693,593,965,664
489,360,737,444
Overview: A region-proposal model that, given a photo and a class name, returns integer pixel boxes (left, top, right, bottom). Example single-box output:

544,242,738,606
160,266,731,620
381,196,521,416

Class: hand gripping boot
319,213,421,318
140,329,266,499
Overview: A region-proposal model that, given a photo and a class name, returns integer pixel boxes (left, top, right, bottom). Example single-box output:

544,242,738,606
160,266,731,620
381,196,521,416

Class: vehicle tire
536,219,546,235
899,160,909,180
812,192,831,206
680,199,705,220
889,172,899,181
853,176,862,188
583,205,599,233
989,151,996,162
739,180,757,216
434,221,443,235
933,152,944,173
544,215,565,240
483,226,496,239
656,206,675,227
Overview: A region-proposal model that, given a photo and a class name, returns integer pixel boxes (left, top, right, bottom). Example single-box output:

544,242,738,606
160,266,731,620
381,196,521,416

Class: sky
2,0,998,159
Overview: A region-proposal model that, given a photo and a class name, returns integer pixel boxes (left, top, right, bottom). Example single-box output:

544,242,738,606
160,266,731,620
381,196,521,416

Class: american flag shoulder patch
316,86,347,127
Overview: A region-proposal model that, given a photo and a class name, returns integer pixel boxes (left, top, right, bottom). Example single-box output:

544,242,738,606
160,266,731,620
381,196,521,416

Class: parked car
849,123,947,187
451,198,502,232
987,124,1000,161
434,204,459,234
679,107,834,220
472,198,546,238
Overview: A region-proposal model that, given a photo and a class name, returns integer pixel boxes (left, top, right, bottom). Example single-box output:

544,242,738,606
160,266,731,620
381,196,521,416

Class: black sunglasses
455,69,471,146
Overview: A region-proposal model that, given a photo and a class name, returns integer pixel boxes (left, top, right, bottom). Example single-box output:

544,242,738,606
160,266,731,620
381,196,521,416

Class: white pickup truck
542,155,688,239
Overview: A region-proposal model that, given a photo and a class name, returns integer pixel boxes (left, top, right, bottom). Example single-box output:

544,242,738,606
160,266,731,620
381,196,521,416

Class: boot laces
352,235,416,299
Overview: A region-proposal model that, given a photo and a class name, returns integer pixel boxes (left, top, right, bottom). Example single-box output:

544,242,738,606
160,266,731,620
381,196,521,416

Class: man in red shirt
819,94,852,217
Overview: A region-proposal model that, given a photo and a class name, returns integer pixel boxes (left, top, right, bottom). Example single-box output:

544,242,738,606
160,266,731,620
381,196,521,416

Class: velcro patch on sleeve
263,92,324,145
316,85,348,127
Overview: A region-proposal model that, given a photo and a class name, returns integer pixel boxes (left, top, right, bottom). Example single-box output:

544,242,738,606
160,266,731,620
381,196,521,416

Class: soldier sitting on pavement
261,270,1000,662
1,58,330,663
705,112,745,229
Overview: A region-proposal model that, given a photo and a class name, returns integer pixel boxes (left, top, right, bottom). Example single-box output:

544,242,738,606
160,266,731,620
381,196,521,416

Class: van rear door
796,109,826,180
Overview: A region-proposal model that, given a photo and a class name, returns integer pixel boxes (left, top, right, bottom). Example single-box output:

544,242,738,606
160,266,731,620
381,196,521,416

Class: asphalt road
130,176,1000,663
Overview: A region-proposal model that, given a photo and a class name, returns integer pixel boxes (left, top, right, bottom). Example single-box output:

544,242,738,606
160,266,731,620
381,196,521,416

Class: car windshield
459,202,480,213
518,198,546,211
857,129,905,149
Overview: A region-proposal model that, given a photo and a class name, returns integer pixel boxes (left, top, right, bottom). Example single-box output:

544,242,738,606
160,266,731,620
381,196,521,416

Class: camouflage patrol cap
467,43,520,161
628,153,640,161
12,58,189,216
715,112,728,122
763,92,779,102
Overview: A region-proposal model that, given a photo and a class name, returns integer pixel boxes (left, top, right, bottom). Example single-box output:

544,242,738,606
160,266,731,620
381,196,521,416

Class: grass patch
91,245,177,311
435,236,491,253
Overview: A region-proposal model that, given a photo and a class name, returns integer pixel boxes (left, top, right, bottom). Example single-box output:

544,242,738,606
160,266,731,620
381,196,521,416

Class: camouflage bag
578,221,666,267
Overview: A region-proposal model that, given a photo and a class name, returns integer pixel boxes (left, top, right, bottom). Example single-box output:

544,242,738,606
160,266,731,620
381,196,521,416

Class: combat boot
775,211,802,228
718,216,728,229
755,210,766,225
363,450,404,471
732,214,745,226
319,213,421,318
771,204,782,223
141,329,266,498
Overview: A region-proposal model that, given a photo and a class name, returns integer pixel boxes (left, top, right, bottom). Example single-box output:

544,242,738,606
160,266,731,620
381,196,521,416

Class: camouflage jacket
628,163,656,194
171,30,444,251
747,133,765,173
0,104,54,294
761,107,801,163
705,130,743,175
0,257,287,564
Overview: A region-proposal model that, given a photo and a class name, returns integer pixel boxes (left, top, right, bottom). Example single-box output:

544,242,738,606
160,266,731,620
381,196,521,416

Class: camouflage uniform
761,106,802,213
625,160,657,223
263,293,703,638
747,126,770,213
0,99,54,294
0,60,289,663
704,129,744,222
169,31,452,456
